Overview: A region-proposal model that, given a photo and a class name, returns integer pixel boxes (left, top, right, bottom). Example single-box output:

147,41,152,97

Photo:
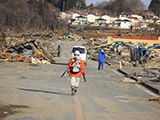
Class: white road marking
115,96,125,98
135,84,160,97
115,96,131,103
112,69,160,98
119,100,131,103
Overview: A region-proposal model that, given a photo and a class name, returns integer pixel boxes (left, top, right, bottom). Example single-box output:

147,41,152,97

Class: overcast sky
86,0,152,9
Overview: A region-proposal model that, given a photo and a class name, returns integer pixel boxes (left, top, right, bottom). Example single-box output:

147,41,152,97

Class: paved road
0,41,160,120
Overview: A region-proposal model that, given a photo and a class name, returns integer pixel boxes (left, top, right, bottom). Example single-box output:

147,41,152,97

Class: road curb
140,82,160,95
105,61,112,66
117,68,160,95
117,68,128,76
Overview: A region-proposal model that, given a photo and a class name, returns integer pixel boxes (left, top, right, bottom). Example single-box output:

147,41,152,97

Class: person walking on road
67,50,85,96
57,45,61,57
96,49,106,70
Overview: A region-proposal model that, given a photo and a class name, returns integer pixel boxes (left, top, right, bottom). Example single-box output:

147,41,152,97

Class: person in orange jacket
67,50,85,95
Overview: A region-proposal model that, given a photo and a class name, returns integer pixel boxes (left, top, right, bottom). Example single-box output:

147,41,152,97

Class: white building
72,15,88,25
59,12,71,19
101,14,111,24
120,19,131,29
156,20,160,25
72,13,80,19
131,15,143,20
95,18,107,26
87,14,100,23
101,14,118,24
119,12,131,18
113,19,131,29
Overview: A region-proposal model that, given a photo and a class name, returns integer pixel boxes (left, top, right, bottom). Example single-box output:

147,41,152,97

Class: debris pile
58,33,82,41
85,39,160,69
86,40,130,61
84,38,160,81
0,38,56,64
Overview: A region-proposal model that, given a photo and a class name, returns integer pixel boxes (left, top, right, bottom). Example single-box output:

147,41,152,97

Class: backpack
70,58,81,74
57,47,61,52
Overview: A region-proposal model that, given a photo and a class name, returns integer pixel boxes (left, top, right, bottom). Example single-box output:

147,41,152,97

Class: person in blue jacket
96,50,106,70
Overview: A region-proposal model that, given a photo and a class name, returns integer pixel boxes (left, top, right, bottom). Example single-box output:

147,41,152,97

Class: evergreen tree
64,0,76,10
149,0,160,16
77,0,86,9
115,0,131,15
89,3,93,8
64,0,86,11
0,0,7,3
111,1,116,15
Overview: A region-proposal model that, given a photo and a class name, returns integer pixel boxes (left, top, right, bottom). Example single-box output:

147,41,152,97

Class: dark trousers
57,52,61,57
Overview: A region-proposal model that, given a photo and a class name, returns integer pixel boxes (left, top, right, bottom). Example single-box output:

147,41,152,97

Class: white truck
71,46,87,65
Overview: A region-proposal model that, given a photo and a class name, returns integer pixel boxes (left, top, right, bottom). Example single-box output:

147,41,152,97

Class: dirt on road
0,100,29,119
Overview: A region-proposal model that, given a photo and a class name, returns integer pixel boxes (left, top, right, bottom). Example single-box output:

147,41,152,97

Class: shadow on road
52,63,68,66
17,88,71,96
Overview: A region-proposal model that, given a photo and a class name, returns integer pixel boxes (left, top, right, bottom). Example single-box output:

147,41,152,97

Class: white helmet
74,50,80,56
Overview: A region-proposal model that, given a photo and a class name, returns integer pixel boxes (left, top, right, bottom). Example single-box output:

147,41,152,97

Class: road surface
0,41,160,120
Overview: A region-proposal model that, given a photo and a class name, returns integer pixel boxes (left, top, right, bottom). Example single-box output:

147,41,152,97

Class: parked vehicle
71,46,87,65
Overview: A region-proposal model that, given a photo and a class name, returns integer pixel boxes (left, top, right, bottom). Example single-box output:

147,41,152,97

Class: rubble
84,38,160,81
1,31,160,80
87,40,130,62
0,32,83,65
58,33,82,41
0,37,56,64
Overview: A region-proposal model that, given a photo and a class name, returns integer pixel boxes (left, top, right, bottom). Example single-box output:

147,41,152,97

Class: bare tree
0,0,67,33
30,13,42,31
95,0,145,15
95,1,109,9
127,0,145,13
15,8,37,31
0,5,7,31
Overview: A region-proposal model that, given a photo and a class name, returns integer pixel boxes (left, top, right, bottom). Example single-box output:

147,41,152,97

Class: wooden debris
0,39,56,64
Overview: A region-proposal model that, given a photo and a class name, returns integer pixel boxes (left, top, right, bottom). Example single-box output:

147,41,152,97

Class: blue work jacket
96,51,106,63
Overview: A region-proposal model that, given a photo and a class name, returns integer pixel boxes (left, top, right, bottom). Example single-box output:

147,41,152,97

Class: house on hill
95,18,107,26
101,14,111,24
156,20,160,25
119,13,141,26
72,13,80,19
110,19,131,29
101,13,118,24
119,12,131,18
59,12,72,19
67,18,76,24
87,14,100,23
120,19,131,29
131,15,144,21
127,17,140,26
71,15,88,25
